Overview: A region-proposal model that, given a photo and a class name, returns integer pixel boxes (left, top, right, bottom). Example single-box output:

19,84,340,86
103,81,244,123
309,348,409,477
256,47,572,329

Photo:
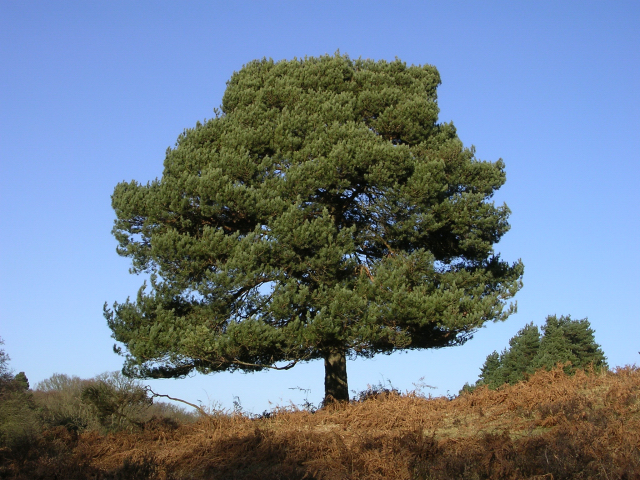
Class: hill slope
2,366,639,479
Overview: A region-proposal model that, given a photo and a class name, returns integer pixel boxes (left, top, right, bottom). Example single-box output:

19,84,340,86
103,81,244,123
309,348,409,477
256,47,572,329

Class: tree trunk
323,350,349,404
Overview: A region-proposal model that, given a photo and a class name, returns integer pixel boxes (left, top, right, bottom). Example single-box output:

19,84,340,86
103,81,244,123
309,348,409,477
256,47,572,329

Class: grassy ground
1,365,639,479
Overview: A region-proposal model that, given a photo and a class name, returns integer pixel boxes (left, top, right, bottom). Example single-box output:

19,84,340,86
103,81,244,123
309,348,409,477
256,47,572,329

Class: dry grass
2,365,639,479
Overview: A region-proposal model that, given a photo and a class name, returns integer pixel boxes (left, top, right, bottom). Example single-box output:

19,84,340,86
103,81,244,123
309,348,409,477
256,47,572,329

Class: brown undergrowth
2,366,639,479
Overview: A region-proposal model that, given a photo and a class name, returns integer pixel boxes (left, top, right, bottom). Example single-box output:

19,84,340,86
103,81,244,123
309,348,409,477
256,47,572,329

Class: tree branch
229,357,300,371
146,387,210,417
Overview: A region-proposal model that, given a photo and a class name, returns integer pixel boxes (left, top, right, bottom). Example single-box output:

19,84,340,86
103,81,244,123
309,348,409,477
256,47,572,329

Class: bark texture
323,350,349,403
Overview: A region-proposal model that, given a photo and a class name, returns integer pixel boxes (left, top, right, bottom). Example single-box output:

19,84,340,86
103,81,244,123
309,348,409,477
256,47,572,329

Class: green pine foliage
490,322,540,387
106,54,524,402
531,315,608,374
0,339,10,385
470,315,607,391
13,372,29,391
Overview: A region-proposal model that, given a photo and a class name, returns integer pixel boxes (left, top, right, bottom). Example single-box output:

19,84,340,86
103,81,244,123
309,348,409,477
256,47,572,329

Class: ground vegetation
1,365,638,479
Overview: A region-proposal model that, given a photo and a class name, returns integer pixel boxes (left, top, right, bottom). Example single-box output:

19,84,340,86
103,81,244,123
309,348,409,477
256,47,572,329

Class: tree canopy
0,338,39,449
106,54,523,403
0,339,10,386
470,315,607,391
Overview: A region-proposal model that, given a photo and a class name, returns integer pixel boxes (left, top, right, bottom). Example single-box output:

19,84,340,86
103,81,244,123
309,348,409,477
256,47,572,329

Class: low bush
34,371,198,435
0,340,41,456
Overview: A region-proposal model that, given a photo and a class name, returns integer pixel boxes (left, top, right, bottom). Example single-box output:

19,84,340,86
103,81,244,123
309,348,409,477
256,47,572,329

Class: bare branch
146,387,210,417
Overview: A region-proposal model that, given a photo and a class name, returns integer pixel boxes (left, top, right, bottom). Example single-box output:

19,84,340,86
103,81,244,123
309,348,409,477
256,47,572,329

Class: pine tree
476,323,540,389
13,372,29,391
531,315,607,374
472,315,606,391
106,54,523,403
0,340,39,448
500,322,540,384
478,350,502,388
0,339,9,382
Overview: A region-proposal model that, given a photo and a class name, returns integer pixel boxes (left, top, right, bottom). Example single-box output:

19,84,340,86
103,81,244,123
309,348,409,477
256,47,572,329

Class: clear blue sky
1,1,638,413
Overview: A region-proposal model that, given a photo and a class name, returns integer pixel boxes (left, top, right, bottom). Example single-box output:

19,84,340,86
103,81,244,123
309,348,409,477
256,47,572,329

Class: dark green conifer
531,315,607,374
13,372,29,391
478,350,502,389
475,323,540,389
501,322,540,384
106,54,523,403
0,340,39,448
472,315,606,391
0,339,9,385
